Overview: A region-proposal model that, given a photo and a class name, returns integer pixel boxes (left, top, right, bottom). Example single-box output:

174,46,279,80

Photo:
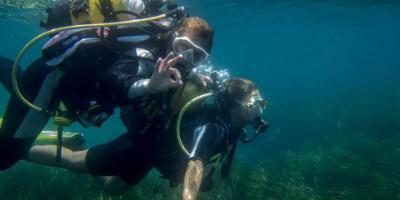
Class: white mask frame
172,36,209,66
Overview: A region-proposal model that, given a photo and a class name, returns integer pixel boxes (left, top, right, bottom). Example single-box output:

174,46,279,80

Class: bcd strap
54,101,73,162
100,0,117,22
42,28,99,64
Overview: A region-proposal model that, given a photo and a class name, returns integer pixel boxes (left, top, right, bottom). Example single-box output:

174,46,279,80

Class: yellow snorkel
11,10,181,113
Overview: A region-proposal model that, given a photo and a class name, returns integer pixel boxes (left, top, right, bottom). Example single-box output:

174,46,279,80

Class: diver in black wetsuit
26,78,268,198
0,16,214,170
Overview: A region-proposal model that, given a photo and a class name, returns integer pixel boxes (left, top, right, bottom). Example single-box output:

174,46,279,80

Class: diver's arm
100,52,184,100
183,159,204,200
99,53,148,99
145,53,184,92
129,53,184,97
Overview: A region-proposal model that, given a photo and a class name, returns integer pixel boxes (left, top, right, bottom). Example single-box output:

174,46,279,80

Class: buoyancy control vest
40,0,186,67
41,25,160,67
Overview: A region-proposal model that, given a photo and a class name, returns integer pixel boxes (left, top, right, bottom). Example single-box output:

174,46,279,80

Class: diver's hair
217,78,258,113
175,17,214,53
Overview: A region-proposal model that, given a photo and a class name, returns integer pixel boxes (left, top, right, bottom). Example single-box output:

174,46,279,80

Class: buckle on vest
96,27,111,39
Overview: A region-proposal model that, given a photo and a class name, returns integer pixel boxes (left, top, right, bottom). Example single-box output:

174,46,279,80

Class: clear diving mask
236,94,267,120
236,94,269,143
172,36,209,67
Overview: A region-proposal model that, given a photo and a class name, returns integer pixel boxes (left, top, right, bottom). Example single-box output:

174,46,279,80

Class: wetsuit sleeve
189,123,227,162
99,51,154,101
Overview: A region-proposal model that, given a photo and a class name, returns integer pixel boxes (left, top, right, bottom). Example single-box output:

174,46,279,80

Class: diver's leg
0,59,49,170
85,133,154,195
100,176,131,196
27,145,88,173
13,68,64,138
28,145,132,195
28,144,130,196
0,55,16,93
0,61,63,170
29,133,152,195
28,144,130,195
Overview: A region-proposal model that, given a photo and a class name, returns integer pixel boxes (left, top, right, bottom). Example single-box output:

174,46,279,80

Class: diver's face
167,33,209,76
232,90,267,127
172,37,209,66
172,41,194,76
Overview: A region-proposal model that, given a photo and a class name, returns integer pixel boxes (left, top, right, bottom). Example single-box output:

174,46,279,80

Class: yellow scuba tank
0,118,2,128
72,0,132,24
42,0,180,30
142,80,208,121
170,81,208,114
42,0,141,29
140,80,208,131
164,80,208,129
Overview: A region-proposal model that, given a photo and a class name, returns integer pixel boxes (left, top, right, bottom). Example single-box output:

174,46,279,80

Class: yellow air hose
12,13,168,112
176,92,213,156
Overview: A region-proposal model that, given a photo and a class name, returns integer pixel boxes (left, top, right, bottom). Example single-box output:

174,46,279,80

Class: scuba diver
0,15,214,170
25,77,268,199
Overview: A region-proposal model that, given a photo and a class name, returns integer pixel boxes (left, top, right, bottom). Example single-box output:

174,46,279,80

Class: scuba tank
40,0,182,30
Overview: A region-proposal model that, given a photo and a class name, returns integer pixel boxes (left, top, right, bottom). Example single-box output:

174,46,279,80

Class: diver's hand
148,53,184,92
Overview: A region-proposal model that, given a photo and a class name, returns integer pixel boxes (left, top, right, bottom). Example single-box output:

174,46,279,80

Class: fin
1,118,85,150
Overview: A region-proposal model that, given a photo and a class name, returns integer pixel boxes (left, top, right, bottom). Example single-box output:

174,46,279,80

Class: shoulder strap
100,0,117,22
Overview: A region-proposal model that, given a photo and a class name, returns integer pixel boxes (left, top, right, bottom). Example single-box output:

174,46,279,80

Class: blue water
0,1,400,199
183,1,400,158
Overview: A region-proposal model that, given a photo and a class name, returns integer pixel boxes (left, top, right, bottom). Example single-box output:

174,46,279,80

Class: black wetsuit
0,40,162,170
85,102,239,186
0,56,18,94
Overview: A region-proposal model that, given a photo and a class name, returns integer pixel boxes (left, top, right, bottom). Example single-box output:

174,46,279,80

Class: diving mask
172,36,209,66
236,94,267,120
